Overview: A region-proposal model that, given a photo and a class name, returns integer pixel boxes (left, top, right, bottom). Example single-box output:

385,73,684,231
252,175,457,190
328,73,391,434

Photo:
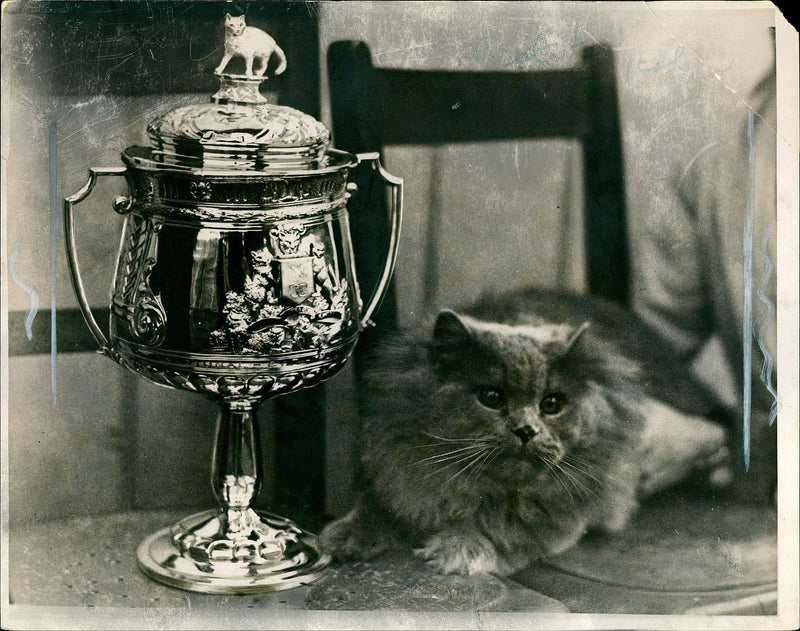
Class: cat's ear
430,310,474,371
560,321,590,355
433,310,472,347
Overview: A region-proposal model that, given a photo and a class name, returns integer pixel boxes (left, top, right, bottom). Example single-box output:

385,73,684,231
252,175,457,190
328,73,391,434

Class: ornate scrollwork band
112,216,168,347
127,171,349,225
131,168,348,207
106,338,354,398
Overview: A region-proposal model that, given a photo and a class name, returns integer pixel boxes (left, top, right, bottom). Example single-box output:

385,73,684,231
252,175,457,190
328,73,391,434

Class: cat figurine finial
215,13,288,78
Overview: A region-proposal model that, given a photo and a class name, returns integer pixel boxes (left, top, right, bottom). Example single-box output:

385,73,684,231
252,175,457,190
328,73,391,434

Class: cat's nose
512,424,539,444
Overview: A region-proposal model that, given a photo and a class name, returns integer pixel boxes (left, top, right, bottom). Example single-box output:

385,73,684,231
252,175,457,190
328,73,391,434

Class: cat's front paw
414,532,502,576
318,509,398,562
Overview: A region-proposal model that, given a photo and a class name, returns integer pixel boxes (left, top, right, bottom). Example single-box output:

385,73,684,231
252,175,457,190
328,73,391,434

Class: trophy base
137,509,330,594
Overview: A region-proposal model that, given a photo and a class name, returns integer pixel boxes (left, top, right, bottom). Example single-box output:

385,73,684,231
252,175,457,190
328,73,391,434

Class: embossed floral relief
210,223,352,354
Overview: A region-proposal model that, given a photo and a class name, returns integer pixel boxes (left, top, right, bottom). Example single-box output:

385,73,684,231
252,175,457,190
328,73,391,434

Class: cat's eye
540,393,567,415
476,387,506,410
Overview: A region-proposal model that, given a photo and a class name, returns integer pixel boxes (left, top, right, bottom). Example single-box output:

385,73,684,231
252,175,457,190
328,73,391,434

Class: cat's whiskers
538,456,577,504
554,462,599,500
539,454,600,502
466,446,502,484
421,432,494,444
560,452,607,473
560,454,625,491
550,456,612,502
418,445,490,477
413,432,496,472
413,438,501,485
558,457,603,483
443,444,499,486
413,444,488,465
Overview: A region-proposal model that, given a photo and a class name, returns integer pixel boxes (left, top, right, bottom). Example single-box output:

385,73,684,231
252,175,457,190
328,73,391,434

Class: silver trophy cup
64,27,402,593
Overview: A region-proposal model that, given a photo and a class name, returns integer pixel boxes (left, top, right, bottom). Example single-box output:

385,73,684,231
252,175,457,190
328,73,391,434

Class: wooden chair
325,41,776,615
327,41,629,369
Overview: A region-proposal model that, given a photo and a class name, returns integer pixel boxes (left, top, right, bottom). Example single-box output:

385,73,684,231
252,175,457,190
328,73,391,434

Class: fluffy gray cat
319,288,732,576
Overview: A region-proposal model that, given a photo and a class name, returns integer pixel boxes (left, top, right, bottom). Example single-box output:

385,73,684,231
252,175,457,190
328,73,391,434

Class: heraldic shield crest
280,256,314,304
210,222,353,355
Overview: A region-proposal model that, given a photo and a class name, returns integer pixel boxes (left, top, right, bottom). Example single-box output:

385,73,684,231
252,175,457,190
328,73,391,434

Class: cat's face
224,14,247,36
421,310,598,479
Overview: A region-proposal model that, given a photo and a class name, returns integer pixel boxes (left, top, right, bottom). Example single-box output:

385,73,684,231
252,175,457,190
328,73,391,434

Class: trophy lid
146,75,330,171
144,22,331,172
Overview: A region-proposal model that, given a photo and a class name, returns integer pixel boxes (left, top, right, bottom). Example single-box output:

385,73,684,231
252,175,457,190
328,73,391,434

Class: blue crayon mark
742,110,755,471
50,120,58,409
501,35,555,68
8,237,40,340
755,227,779,426
636,45,685,74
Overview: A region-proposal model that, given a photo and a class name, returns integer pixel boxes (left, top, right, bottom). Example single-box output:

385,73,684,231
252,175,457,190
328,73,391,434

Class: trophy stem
212,399,262,521
136,397,329,593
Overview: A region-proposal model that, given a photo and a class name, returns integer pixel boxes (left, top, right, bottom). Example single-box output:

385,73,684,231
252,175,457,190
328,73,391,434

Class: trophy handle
354,152,403,327
63,167,134,353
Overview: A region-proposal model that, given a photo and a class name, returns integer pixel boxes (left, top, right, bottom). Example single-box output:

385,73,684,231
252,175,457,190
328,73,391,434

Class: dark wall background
3,0,320,110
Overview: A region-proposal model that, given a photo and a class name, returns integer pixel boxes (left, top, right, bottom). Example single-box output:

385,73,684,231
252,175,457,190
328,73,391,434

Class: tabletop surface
6,494,779,629
7,509,566,628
